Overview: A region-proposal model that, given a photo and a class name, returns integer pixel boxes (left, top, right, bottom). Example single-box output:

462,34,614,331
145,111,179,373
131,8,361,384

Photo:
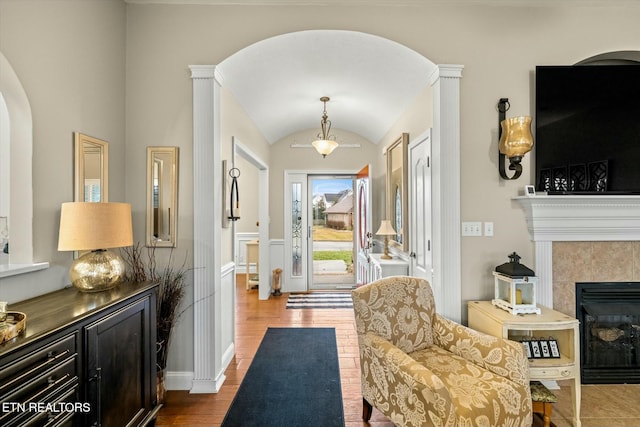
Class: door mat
286,293,353,309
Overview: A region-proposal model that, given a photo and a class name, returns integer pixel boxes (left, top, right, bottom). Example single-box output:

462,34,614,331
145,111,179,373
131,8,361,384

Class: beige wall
2,0,640,371
269,129,379,239
0,0,126,299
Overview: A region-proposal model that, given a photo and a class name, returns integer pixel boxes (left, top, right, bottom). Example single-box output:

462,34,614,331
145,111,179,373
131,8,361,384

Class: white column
535,241,554,308
189,65,225,393
430,64,464,322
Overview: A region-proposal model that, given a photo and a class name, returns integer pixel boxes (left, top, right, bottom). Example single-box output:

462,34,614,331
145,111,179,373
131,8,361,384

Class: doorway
308,175,356,290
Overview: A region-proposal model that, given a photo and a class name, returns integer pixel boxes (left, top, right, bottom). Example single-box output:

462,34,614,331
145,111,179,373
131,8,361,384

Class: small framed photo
548,338,561,358
524,185,536,197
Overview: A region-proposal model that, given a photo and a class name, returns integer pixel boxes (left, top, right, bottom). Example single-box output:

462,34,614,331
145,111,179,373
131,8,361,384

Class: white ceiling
217,30,436,144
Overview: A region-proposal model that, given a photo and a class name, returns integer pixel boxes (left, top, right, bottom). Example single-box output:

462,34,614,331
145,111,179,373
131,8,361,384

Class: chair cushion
410,345,528,424
530,381,557,403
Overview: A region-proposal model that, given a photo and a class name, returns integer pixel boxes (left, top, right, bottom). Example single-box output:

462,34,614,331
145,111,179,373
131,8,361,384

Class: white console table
370,253,409,281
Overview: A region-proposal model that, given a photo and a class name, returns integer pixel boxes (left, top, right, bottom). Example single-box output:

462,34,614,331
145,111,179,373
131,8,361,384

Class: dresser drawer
0,357,78,427
530,365,576,379
0,333,77,399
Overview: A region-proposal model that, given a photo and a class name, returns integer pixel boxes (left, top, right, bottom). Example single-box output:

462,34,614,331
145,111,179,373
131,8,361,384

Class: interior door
355,165,372,286
409,130,433,286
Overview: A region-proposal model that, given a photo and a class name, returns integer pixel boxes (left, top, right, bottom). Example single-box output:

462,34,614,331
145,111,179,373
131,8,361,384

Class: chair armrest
432,314,530,387
362,332,456,426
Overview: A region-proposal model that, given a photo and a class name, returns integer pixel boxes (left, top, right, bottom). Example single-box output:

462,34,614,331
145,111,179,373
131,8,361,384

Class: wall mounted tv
535,65,640,194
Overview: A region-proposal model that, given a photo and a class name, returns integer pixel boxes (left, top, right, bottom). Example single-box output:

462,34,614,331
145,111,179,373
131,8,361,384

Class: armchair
352,276,532,427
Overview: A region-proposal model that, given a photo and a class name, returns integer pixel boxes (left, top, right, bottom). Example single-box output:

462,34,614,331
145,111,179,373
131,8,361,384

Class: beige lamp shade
499,116,534,160
58,202,133,251
376,220,396,236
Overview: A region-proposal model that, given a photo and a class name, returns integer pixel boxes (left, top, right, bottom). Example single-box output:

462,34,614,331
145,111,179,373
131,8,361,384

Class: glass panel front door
308,175,356,290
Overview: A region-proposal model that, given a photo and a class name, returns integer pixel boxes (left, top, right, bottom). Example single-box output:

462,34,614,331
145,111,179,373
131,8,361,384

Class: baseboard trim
165,371,194,391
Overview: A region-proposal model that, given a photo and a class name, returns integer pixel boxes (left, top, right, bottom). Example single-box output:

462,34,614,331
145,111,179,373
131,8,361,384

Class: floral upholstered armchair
352,276,532,427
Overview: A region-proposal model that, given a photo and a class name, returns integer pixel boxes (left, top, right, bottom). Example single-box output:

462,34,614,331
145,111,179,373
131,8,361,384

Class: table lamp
376,220,396,260
58,202,133,292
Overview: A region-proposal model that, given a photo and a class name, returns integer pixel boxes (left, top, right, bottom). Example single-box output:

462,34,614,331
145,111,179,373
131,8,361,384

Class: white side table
468,300,581,427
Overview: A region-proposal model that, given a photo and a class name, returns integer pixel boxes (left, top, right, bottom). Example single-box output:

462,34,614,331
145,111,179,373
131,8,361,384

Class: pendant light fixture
312,96,338,158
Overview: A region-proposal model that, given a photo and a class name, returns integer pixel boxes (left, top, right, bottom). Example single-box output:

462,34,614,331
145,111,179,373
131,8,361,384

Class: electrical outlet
461,221,482,236
484,222,494,237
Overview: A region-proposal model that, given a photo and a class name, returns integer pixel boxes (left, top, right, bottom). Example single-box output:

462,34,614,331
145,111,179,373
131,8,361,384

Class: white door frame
232,137,270,300
284,169,361,293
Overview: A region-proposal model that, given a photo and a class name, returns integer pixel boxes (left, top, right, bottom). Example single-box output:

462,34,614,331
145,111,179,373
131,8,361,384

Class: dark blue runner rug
221,327,345,427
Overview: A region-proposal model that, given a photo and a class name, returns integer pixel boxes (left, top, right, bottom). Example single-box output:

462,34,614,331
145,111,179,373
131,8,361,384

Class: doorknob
410,252,416,258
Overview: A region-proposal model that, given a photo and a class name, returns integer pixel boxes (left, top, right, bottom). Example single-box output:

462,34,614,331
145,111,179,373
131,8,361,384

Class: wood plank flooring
156,276,640,427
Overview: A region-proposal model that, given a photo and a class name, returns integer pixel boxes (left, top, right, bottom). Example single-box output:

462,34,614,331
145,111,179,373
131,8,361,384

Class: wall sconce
228,167,241,221
498,98,534,180
376,220,396,259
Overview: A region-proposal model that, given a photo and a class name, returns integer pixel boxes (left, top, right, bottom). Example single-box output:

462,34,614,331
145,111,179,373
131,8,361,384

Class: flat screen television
535,65,640,194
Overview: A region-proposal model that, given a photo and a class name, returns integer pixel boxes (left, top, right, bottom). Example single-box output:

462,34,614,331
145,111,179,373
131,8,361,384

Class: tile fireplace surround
515,195,640,316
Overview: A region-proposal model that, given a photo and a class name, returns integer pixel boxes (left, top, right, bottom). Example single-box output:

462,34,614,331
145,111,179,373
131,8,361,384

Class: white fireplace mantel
514,195,640,307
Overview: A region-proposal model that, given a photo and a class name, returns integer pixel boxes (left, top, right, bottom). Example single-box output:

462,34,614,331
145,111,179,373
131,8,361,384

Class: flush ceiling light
312,96,338,158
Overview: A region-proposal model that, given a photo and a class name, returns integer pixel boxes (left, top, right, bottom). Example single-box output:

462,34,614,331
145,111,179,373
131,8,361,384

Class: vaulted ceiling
217,30,436,145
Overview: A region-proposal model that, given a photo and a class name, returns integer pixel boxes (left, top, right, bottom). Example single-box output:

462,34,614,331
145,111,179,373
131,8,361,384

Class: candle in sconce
515,289,523,305
0,301,7,323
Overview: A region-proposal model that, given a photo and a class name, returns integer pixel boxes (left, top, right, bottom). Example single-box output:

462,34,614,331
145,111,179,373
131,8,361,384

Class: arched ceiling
217,30,436,144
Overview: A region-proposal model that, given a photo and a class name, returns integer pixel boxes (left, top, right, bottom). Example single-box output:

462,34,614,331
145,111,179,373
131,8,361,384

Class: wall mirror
147,146,179,247
74,132,108,202
386,133,409,252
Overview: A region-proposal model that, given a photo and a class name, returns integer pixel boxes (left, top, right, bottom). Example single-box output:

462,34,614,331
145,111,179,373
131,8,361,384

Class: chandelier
312,96,338,158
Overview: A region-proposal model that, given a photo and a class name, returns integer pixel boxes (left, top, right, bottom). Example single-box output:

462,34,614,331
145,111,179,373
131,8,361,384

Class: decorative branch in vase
122,243,189,403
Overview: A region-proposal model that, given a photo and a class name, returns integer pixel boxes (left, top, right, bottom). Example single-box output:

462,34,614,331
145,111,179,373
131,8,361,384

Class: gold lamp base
381,237,393,259
69,249,125,292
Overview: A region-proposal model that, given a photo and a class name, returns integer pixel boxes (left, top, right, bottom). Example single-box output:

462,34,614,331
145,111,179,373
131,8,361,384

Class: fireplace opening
576,282,640,384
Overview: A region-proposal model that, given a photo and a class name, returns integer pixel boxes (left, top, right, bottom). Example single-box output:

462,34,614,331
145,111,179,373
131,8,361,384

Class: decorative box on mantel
492,252,541,315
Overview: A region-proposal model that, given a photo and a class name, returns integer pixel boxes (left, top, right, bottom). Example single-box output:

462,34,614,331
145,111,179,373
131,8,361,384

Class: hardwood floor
156,276,640,427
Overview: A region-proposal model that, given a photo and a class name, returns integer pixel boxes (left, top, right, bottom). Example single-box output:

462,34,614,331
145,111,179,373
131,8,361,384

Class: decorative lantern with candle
492,252,541,315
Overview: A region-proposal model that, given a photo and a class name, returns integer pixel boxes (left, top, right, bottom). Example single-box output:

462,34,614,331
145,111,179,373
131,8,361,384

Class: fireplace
576,282,640,384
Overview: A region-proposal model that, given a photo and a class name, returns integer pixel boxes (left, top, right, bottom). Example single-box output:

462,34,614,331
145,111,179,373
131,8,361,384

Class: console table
0,281,160,427
369,253,409,281
468,300,581,427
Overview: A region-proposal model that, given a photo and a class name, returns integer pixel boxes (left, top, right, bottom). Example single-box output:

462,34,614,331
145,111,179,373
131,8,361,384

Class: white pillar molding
189,65,225,393
534,241,554,308
430,64,464,322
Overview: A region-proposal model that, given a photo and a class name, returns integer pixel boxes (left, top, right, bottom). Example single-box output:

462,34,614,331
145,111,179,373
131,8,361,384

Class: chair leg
362,398,373,422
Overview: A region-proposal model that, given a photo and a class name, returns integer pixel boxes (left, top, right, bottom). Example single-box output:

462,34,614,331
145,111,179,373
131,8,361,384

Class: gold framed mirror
146,146,179,247
74,132,108,202
385,133,409,252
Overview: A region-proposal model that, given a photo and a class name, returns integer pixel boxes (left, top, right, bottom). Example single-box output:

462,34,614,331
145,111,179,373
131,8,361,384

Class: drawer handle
3,349,72,391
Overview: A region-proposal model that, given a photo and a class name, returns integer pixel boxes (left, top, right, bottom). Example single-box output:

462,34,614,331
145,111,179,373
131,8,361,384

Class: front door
409,130,433,286
355,165,372,286
308,175,356,290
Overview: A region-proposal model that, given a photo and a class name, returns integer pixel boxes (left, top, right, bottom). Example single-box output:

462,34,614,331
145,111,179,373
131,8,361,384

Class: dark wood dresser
0,281,160,427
